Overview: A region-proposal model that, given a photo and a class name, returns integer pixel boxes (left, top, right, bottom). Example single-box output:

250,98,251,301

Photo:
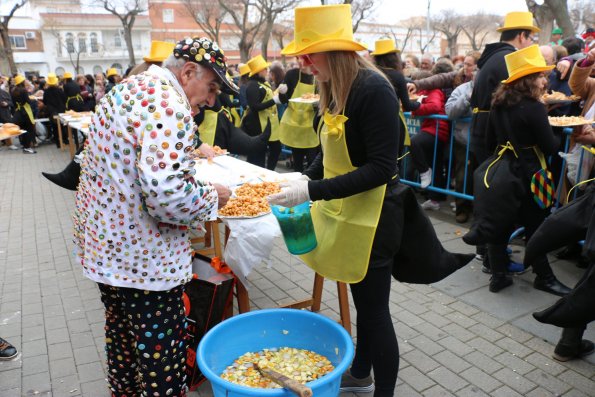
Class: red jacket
412,89,450,142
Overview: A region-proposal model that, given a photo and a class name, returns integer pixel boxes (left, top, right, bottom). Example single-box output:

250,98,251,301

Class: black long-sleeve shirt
43,86,66,115
279,68,315,103
381,67,420,112
305,69,400,201
241,76,276,136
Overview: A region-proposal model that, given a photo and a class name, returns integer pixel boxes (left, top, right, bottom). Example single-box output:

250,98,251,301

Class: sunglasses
299,54,314,66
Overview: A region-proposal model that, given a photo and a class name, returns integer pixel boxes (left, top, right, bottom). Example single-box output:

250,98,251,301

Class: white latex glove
267,180,310,208
273,95,281,105
278,84,288,94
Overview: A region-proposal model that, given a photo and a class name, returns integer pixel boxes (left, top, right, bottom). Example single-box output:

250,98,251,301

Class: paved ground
0,144,593,397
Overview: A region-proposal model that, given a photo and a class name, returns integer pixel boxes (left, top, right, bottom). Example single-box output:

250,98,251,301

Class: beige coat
569,62,595,122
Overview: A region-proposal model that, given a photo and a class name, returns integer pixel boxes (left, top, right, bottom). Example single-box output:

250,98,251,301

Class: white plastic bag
560,144,594,187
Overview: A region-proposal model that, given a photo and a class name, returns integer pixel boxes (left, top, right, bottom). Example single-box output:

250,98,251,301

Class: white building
2,0,151,77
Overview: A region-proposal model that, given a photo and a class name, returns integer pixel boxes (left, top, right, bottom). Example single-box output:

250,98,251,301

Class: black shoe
42,159,81,191
0,338,18,360
339,369,375,393
555,244,582,260
489,273,512,293
533,275,572,297
553,328,594,362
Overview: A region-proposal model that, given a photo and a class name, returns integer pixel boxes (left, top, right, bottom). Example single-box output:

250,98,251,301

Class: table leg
311,273,324,312
55,117,64,150
236,281,250,314
337,282,351,335
67,125,75,159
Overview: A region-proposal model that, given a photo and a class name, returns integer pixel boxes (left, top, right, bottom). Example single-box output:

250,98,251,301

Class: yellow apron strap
473,107,490,114
565,146,595,202
531,146,549,170
17,102,35,124
397,151,410,161
483,141,518,188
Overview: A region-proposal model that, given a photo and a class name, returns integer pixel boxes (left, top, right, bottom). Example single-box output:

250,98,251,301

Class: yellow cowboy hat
63,72,73,79
106,68,119,78
502,45,554,84
371,38,399,56
46,73,58,86
497,11,540,33
143,40,176,63
281,4,367,56
14,75,26,86
247,55,271,77
238,63,251,76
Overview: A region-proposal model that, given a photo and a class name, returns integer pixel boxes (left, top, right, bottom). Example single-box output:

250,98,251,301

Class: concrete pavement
0,144,593,397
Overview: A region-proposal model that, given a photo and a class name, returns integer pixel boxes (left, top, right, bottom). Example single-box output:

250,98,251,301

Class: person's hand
557,59,571,79
273,95,281,105
213,183,231,208
198,142,216,159
278,84,288,94
299,174,311,181
586,48,595,63
267,180,310,208
573,125,595,144
416,95,427,103
407,83,417,95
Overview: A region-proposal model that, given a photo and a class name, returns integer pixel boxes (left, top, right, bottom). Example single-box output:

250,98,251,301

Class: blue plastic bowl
197,309,354,397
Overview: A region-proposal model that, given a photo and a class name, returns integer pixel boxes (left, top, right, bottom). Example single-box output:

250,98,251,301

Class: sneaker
0,338,18,360
23,148,36,154
475,254,484,261
419,169,432,189
8,145,18,150
339,370,375,393
421,199,440,211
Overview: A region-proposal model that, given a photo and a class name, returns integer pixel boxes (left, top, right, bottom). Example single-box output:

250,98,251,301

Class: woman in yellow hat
277,55,319,172
42,73,66,146
464,44,571,296
268,4,402,395
242,54,281,169
105,67,120,94
62,72,85,112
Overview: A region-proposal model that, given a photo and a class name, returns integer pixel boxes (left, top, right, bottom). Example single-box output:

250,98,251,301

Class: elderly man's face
180,63,220,113
420,58,433,70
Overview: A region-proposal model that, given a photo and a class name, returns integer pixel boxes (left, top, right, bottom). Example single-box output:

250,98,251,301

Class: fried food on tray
0,123,21,136
542,91,581,102
300,93,319,100
548,116,594,126
234,182,281,199
191,145,228,159
219,196,271,217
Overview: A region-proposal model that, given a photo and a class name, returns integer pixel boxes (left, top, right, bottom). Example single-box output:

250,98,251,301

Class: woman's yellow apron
278,72,318,148
258,82,279,142
300,112,386,283
197,109,218,146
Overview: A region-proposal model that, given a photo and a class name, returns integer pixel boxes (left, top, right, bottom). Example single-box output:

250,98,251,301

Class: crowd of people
1,4,594,397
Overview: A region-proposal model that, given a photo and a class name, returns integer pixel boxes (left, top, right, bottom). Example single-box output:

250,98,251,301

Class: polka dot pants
98,283,188,397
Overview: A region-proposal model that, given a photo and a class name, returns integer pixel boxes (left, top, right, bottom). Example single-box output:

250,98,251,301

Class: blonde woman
268,5,401,395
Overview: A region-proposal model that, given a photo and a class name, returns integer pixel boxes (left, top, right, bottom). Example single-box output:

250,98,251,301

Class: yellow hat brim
371,48,399,56
502,64,554,84
496,25,541,33
143,56,162,63
282,39,367,56
248,62,272,77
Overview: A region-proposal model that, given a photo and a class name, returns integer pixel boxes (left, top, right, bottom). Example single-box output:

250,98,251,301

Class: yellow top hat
502,45,554,84
247,55,271,77
238,63,250,76
371,38,399,56
14,75,26,86
106,68,118,78
143,40,176,63
46,73,58,86
497,11,540,33
63,72,73,79
281,4,367,56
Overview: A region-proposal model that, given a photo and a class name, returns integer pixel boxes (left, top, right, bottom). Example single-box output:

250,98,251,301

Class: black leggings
350,266,399,397
246,140,281,170
291,146,319,172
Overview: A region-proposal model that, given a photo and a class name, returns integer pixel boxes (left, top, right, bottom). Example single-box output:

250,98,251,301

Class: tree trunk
124,24,136,67
0,28,17,75
546,0,575,38
260,18,274,60
239,39,251,62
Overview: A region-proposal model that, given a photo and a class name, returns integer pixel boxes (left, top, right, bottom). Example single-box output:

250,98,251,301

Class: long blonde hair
318,51,390,115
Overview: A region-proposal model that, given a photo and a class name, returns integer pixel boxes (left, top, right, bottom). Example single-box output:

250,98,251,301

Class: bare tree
419,29,438,55
461,13,499,51
218,0,265,62
569,0,595,33
44,17,87,74
526,0,576,42
181,0,228,42
272,23,292,64
431,9,463,57
0,0,27,75
256,0,301,59
319,0,377,33
389,27,414,52
99,0,147,67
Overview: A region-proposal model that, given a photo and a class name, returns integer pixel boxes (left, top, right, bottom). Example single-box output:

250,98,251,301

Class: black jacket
470,42,516,155
63,81,85,111
0,88,13,124
43,86,66,115
241,76,276,137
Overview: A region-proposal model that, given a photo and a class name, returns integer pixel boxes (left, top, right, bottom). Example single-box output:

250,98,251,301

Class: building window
9,35,26,49
66,33,75,53
78,33,87,53
90,33,99,53
162,9,174,23
114,32,122,48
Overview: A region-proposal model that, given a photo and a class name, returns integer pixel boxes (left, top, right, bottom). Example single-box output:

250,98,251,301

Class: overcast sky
303,0,530,23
